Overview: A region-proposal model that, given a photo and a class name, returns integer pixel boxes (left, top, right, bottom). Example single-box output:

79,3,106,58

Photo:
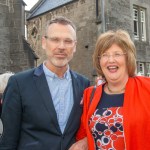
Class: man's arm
0,76,22,150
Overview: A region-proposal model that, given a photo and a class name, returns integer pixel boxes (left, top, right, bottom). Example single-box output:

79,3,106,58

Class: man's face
42,23,77,70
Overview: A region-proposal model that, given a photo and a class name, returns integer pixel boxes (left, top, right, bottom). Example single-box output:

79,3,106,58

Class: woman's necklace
107,84,125,94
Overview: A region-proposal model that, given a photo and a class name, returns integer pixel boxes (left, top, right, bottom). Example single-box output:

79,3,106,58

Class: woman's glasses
99,52,126,61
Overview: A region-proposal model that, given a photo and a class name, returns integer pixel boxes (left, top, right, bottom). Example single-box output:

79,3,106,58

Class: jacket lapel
33,65,61,132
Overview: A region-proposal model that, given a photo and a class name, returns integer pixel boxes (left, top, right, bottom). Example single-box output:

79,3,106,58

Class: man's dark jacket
0,65,90,150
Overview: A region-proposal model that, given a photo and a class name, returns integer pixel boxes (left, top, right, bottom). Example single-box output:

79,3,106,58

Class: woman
70,29,150,150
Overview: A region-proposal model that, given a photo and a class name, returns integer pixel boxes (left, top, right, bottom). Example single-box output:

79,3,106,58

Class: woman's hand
95,76,105,86
69,137,88,150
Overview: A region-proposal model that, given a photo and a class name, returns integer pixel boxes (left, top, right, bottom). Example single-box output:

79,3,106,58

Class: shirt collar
43,62,71,80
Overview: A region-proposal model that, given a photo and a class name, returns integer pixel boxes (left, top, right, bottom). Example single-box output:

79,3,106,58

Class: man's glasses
99,52,126,61
44,36,76,48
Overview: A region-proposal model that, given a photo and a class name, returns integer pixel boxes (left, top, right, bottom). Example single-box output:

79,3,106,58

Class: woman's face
99,43,129,83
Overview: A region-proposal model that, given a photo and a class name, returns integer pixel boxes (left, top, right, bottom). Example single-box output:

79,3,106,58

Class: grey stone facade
26,0,150,82
0,0,38,74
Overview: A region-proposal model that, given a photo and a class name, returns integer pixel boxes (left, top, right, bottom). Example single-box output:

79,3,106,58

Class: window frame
139,62,145,75
133,6,146,41
133,8,139,40
147,63,150,77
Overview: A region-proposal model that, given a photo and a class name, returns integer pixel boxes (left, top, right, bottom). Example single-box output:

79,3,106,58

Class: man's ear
42,36,46,50
73,41,77,53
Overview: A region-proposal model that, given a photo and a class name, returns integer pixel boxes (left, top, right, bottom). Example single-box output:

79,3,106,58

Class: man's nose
57,40,65,48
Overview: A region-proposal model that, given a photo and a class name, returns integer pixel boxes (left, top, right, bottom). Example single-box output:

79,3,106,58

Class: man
0,16,90,150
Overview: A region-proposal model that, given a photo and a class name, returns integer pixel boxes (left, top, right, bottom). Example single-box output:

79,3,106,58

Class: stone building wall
132,0,150,74
0,0,36,73
0,0,12,73
27,0,150,81
105,0,133,32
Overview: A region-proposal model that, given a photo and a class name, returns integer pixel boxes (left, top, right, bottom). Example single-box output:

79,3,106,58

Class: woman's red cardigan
76,76,150,150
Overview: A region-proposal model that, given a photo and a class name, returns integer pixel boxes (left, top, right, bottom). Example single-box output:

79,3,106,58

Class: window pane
133,8,139,39
134,21,138,36
134,9,138,20
139,63,144,75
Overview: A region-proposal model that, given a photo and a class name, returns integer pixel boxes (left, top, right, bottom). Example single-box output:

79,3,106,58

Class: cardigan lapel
33,64,61,133
87,85,103,121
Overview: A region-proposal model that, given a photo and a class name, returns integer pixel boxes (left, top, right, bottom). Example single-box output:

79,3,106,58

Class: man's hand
69,137,88,150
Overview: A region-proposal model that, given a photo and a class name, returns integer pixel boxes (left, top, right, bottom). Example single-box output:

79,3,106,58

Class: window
147,63,150,77
133,6,146,41
139,62,144,75
96,0,101,21
133,8,139,40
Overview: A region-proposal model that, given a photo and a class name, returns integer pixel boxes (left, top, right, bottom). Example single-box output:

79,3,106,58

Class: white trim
140,9,146,41
139,62,144,75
